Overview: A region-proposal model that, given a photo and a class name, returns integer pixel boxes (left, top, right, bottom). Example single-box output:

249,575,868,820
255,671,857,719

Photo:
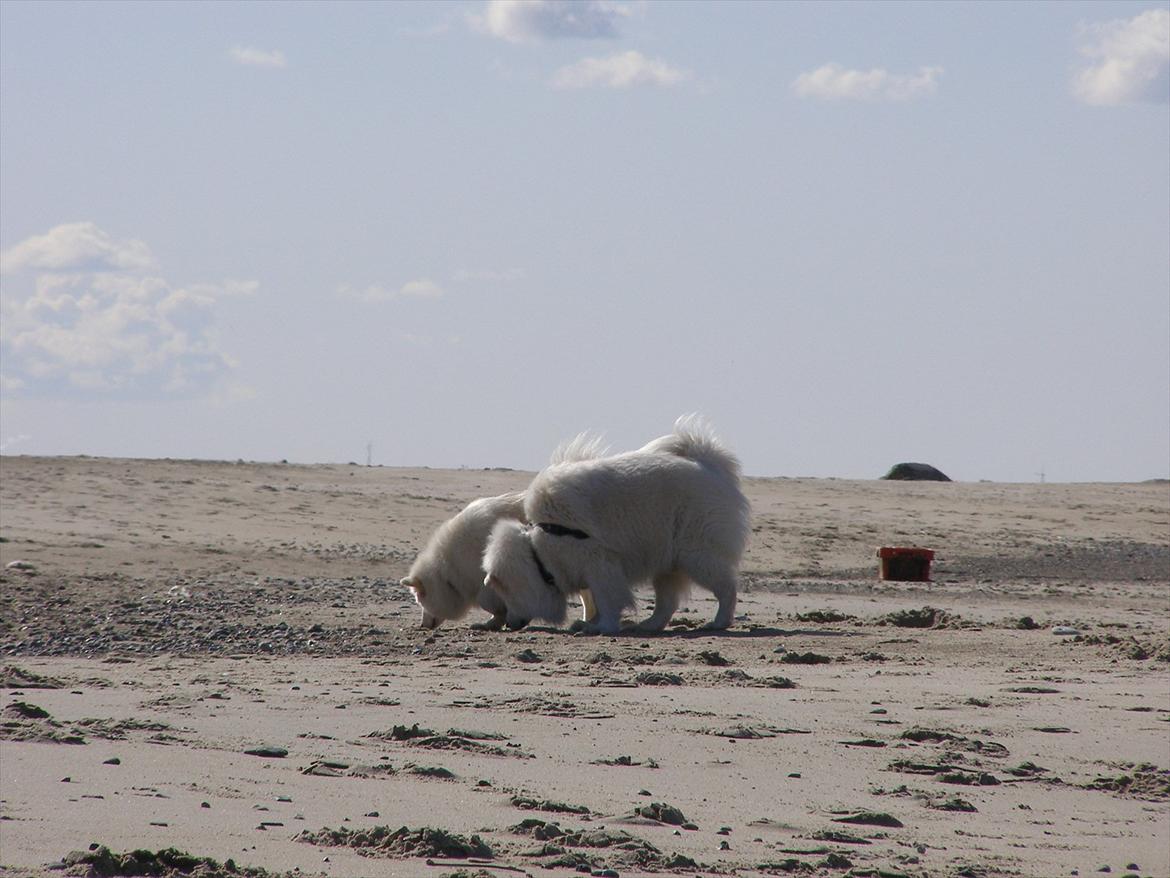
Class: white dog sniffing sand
483,416,750,634
401,492,525,629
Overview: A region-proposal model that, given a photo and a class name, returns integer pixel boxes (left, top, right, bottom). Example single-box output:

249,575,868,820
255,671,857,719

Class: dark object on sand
777,651,832,665
881,462,951,481
243,746,288,758
881,606,943,628
877,547,935,582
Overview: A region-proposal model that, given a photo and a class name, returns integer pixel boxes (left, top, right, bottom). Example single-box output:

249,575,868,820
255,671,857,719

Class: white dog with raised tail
401,492,525,630
482,416,750,634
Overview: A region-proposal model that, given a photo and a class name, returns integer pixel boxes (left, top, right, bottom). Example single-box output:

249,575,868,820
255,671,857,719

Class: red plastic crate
877,546,935,582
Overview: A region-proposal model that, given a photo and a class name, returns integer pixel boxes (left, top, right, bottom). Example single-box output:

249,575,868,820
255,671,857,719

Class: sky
1,0,1168,483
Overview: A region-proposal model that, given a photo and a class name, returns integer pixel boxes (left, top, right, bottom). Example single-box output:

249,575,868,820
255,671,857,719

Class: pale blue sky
2,0,1167,482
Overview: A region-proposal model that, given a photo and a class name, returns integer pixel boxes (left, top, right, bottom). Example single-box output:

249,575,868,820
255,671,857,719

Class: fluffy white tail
644,414,742,482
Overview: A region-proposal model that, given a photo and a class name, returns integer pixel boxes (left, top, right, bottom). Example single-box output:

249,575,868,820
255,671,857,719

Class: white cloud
230,45,288,69
400,278,443,298
0,432,32,452
0,222,156,274
551,50,689,89
0,224,250,396
792,63,943,101
338,278,444,303
474,0,625,43
1073,9,1169,106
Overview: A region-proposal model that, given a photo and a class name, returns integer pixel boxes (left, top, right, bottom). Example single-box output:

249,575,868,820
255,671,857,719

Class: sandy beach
1,455,1167,878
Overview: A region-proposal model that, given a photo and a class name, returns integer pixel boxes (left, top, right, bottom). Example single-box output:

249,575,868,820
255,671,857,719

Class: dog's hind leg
634,571,689,632
681,554,738,630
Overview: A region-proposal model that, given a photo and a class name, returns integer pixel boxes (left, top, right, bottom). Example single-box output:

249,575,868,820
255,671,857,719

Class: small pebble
719,840,730,850
788,772,801,778
365,811,379,817
103,757,120,765
201,802,210,808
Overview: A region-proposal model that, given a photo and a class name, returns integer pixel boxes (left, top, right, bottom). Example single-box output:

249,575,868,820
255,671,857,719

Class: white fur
550,432,609,465
401,492,525,629
482,416,750,634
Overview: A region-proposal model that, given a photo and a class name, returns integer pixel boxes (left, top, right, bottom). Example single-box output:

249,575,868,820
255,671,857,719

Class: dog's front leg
473,586,508,631
470,615,506,631
568,588,599,633
576,577,629,635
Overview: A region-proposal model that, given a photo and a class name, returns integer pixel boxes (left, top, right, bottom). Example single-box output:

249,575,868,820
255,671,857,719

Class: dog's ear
401,576,424,596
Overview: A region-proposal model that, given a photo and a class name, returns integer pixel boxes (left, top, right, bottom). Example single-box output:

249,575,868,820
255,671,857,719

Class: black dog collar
530,545,559,592
536,522,590,540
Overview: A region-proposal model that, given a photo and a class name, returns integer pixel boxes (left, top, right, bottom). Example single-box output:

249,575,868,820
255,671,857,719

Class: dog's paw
699,620,732,631
470,615,506,632
632,619,670,633
572,620,617,636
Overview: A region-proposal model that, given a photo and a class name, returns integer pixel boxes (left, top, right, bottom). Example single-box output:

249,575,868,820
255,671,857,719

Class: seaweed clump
59,845,287,877
880,606,960,629
296,825,492,859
